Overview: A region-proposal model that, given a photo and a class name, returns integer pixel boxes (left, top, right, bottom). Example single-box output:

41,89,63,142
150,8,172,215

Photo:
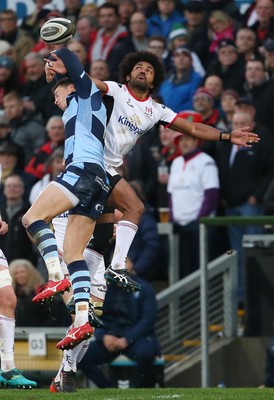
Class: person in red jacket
25,115,64,179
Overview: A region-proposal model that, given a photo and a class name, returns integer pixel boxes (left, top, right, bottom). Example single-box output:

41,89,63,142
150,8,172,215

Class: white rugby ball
40,17,76,45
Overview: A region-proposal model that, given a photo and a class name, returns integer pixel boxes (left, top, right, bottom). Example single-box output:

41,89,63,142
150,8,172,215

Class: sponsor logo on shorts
95,176,109,192
95,203,104,212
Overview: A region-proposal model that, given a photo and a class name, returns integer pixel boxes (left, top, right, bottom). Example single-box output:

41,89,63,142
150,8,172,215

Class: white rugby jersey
167,152,219,226
103,81,177,167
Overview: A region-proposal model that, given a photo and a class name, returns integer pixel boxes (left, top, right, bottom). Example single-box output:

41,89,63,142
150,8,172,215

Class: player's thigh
63,214,96,261
107,178,142,213
24,183,74,224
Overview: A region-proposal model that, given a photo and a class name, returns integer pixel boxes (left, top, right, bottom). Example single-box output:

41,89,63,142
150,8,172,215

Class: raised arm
45,52,108,94
170,116,260,148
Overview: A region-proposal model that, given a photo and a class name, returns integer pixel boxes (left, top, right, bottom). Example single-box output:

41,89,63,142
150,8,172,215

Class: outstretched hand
231,126,260,147
44,53,67,82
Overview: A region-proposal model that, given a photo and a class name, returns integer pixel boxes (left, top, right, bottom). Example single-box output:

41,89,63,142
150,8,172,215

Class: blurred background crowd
1,0,274,324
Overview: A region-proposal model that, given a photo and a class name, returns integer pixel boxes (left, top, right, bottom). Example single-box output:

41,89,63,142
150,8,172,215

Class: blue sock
68,260,90,303
27,220,62,280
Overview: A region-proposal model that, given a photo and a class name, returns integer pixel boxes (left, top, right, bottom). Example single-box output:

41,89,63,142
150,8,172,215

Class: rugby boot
1,369,37,389
56,322,94,350
104,266,142,292
32,277,71,302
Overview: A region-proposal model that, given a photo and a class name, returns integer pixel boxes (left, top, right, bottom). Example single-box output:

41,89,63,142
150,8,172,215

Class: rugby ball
40,17,76,45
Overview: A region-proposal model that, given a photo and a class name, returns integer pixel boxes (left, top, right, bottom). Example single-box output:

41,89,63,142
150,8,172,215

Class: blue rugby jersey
54,48,106,170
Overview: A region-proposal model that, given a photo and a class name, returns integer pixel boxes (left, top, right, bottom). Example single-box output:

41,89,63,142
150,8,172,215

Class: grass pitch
0,388,273,400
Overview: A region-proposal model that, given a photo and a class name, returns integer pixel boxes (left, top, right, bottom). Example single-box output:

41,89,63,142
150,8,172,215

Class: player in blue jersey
22,47,109,350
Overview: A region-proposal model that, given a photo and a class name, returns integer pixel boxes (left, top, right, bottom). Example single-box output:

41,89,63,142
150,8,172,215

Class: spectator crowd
1,0,274,314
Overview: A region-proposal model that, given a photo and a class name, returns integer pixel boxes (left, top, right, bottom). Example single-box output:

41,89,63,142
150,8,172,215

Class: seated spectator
0,141,36,206
0,56,19,111
78,261,161,388
146,0,185,39
147,35,170,71
0,9,35,67
129,11,150,51
168,23,206,77
193,87,220,128
235,27,263,63
183,0,211,68
89,59,110,81
168,115,219,279
206,39,246,94
249,0,274,51
243,58,274,132
118,0,137,30
205,0,242,24
217,89,239,132
0,174,38,264
192,87,223,158
25,115,64,180
208,10,235,55
79,3,99,19
9,258,72,327
89,3,135,80
29,146,64,204
158,45,202,113
3,91,46,164
67,39,89,72
204,74,224,110
75,15,98,56
21,52,62,123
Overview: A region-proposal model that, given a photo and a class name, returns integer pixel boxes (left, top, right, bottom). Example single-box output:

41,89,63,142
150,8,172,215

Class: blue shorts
55,162,109,220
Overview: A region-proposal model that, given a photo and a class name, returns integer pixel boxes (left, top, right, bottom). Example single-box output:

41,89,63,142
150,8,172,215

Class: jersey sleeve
155,103,177,127
54,48,92,99
104,81,122,96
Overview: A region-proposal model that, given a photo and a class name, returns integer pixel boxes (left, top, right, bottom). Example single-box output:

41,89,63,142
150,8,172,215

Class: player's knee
88,223,114,254
21,213,29,229
136,198,145,217
0,274,17,314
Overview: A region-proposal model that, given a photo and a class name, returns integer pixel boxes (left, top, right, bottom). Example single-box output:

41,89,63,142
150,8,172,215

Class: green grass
0,388,273,400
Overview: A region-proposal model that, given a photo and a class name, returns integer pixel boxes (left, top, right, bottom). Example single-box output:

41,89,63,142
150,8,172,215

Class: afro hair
118,50,166,92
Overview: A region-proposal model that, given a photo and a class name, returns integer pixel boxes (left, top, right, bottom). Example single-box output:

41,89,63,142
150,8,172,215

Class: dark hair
119,50,166,91
99,2,119,16
52,77,73,93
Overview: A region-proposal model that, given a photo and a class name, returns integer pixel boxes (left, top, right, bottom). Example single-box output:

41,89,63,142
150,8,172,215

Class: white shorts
0,249,8,269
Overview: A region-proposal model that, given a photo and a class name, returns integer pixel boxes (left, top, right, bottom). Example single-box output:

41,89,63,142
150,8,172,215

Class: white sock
76,338,91,363
74,302,88,327
0,314,15,371
111,220,138,270
83,249,103,282
47,259,64,281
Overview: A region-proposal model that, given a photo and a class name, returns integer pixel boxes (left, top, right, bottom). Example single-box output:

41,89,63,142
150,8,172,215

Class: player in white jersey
46,50,259,295
0,220,37,389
